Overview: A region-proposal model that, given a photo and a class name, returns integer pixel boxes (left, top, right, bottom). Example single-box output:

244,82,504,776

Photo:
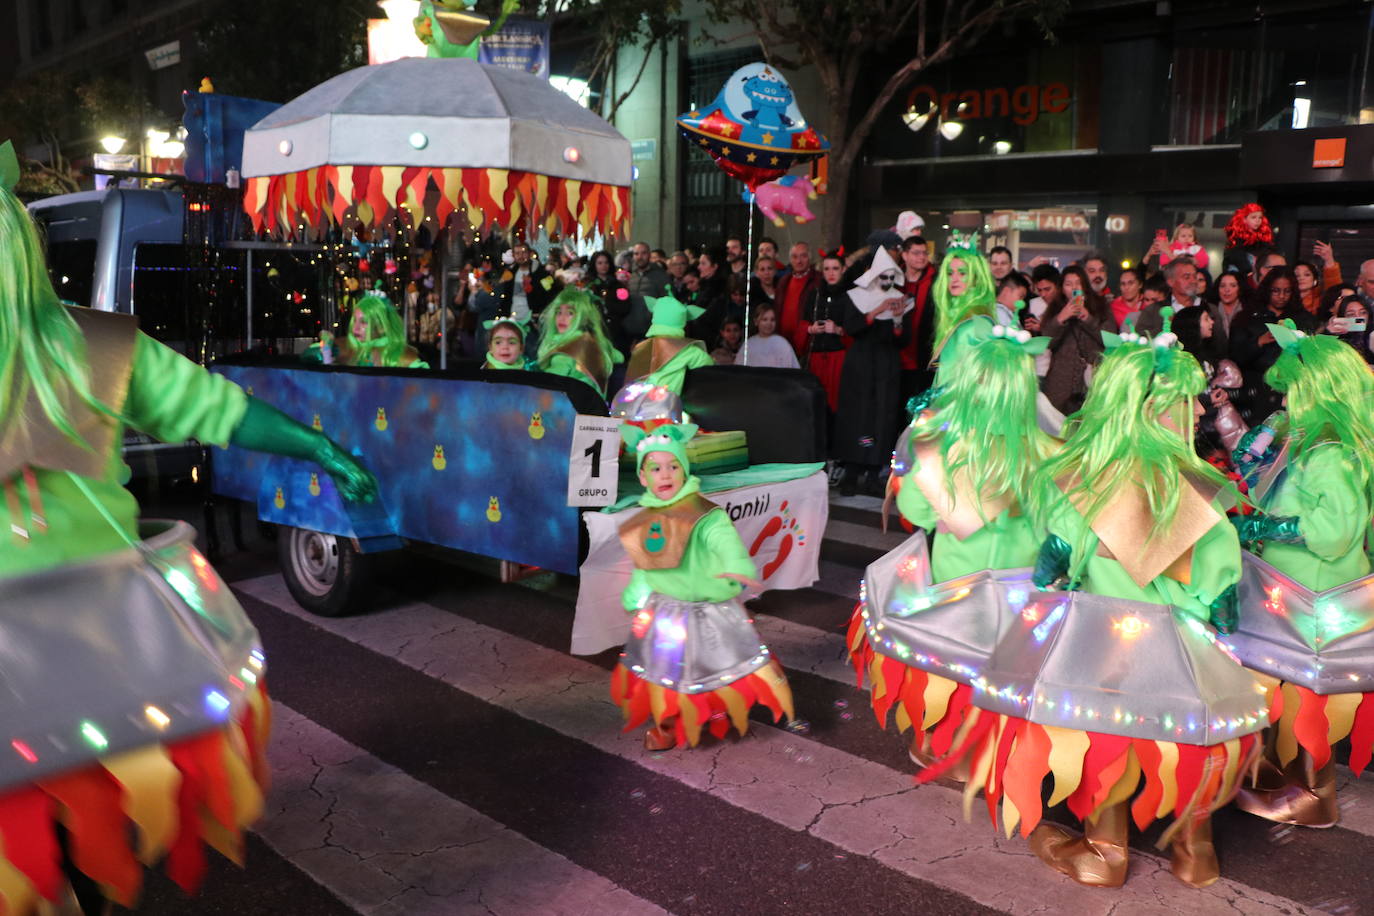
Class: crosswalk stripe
235,574,1326,915
259,701,668,916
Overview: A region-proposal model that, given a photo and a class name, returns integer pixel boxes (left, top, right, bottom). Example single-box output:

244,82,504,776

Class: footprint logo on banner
749,499,806,580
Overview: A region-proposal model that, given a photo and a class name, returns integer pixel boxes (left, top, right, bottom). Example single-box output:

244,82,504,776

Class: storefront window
1167,7,1374,146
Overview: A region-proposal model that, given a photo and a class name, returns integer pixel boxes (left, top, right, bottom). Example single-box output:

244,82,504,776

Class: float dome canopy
240,57,632,237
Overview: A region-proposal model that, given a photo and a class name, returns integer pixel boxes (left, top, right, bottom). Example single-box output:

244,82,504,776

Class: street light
100,135,127,154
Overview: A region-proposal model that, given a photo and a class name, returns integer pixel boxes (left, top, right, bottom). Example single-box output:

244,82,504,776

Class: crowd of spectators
392,212,1374,496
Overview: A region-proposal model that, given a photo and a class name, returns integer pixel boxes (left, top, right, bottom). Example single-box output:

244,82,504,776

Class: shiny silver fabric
978,590,1268,746
861,533,1268,746
0,521,264,789
609,382,685,425
622,594,771,693
861,531,1033,686
1229,552,1374,694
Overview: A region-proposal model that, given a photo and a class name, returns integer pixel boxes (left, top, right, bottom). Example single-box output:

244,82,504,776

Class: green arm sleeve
123,333,249,446
1187,516,1244,606
697,510,757,598
894,455,938,531
1294,445,1369,562
230,397,379,504
622,568,652,612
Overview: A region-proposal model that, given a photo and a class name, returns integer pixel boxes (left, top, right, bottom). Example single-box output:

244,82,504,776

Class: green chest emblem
644,522,666,554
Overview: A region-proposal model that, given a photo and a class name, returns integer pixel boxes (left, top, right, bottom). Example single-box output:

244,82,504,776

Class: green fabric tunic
896,465,1040,581
1259,442,1372,591
2,333,248,578
1048,495,1241,622
644,343,713,396
621,478,757,610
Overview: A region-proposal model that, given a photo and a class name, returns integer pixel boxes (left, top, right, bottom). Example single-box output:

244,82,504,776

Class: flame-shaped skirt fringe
0,681,271,915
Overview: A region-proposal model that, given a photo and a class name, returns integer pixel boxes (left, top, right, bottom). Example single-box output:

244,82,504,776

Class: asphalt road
115,488,1364,916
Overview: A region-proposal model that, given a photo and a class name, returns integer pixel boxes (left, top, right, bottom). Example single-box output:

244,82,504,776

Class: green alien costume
609,423,794,747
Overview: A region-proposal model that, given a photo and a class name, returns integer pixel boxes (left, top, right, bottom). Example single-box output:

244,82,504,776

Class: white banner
570,470,828,655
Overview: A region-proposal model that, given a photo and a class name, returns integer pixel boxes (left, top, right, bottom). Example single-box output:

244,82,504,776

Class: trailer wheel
278,526,370,616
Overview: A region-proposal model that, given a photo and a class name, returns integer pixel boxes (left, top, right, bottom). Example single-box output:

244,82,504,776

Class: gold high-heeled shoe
1028,801,1130,887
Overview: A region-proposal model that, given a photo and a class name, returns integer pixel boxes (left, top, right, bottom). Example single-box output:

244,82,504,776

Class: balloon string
743,198,754,365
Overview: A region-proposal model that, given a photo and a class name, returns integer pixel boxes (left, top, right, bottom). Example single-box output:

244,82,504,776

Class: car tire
277,525,371,617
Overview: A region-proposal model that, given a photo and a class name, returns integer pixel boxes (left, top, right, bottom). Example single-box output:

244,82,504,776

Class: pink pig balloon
750,176,818,227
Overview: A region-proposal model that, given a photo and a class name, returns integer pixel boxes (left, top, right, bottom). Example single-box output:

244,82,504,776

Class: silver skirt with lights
0,520,264,790
622,594,772,693
862,532,1267,746
1230,552,1374,694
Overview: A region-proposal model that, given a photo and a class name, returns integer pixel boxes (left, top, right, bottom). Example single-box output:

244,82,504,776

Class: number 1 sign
567,415,623,507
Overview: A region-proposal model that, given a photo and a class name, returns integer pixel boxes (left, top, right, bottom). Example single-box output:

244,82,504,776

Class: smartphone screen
1352,317,1368,333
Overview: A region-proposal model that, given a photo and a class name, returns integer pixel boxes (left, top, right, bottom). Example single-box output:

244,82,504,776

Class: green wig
0,184,109,447
914,329,1056,515
1266,331,1374,503
346,294,409,366
931,236,997,356
1031,336,1229,550
537,287,617,371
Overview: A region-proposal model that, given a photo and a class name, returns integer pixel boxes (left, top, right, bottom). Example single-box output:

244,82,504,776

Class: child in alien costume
535,287,622,396
0,141,376,914
482,315,533,371
621,294,715,396
306,293,428,368
609,423,795,750
947,321,1264,890
847,321,1058,774
1226,325,1374,830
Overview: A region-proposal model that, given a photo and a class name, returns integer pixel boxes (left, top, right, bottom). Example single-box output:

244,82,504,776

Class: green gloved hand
1033,534,1075,591
1230,512,1304,549
230,397,379,504
1208,583,1239,635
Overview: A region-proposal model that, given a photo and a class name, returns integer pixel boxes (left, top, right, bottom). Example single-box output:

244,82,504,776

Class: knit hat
622,422,699,474
645,294,705,339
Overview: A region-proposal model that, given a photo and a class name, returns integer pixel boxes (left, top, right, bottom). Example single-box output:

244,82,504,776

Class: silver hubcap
288,527,339,597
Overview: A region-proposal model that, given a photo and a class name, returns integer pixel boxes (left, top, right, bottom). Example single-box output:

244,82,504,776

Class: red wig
1225,203,1273,248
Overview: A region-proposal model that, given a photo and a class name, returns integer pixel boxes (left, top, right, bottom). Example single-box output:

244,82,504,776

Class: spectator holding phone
1324,294,1374,365
1229,266,1316,423
1041,264,1116,414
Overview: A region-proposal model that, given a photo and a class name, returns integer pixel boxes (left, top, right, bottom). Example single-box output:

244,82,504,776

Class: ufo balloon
676,62,829,191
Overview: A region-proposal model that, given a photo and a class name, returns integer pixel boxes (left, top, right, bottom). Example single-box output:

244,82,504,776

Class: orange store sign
906,83,1071,127
1313,137,1346,168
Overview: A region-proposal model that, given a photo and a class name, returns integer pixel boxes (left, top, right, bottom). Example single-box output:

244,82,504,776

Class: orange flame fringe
610,660,795,748
847,604,1262,844
1256,677,1374,774
0,682,272,915
244,166,632,240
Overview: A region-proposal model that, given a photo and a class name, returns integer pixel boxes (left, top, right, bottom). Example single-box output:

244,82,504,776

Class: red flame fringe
1255,677,1374,774
848,603,1262,843
243,165,632,240
0,682,272,915
610,660,795,748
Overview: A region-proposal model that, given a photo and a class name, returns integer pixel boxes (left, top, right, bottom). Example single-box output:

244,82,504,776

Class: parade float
210,57,830,619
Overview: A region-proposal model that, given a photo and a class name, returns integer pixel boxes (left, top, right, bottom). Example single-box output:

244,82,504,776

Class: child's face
554,302,576,334
684,274,700,292
1246,210,1264,230
721,322,742,346
351,311,370,339
756,310,777,336
489,328,522,364
1177,227,1195,246
639,452,686,500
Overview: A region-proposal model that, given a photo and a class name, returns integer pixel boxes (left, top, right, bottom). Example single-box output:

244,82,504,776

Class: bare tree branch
606,36,663,121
